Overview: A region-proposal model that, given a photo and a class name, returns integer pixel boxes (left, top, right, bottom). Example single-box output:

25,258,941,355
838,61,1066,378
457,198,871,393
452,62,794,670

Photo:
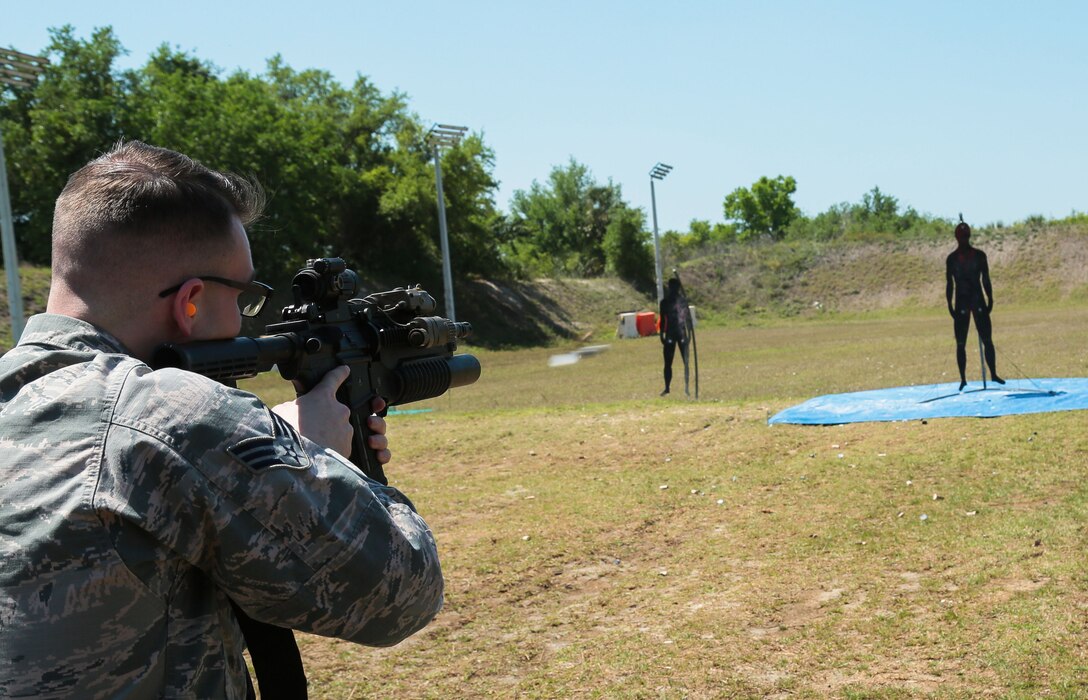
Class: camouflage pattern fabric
0,314,444,698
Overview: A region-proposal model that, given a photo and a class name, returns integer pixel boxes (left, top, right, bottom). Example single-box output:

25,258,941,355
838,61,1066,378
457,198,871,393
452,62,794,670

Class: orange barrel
635,311,657,337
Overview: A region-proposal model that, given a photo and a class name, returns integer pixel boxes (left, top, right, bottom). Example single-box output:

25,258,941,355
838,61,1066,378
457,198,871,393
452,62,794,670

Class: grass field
238,303,1088,698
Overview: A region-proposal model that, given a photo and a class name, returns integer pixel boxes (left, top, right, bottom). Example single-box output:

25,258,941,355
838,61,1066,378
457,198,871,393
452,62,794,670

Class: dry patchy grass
239,304,1088,698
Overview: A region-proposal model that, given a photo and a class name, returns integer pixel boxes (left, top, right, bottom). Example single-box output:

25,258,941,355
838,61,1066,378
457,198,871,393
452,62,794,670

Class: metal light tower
426,123,468,323
649,162,673,302
0,48,48,345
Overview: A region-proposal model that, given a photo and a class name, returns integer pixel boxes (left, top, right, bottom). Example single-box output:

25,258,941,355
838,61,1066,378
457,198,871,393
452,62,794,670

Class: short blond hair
51,140,264,284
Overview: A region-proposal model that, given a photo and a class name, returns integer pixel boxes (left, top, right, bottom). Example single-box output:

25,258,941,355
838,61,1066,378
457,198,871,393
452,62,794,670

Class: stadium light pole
0,48,48,345
426,123,468,323
649,162,673,302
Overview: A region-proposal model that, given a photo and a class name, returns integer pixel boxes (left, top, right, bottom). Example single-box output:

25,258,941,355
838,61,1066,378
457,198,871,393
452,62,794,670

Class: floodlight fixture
426,123,469,322
649,162,673,301
426,124,468,150
0,48,49,344
0,48,48,89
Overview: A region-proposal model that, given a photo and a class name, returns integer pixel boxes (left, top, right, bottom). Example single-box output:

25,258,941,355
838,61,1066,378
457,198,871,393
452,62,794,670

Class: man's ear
170,278,205,337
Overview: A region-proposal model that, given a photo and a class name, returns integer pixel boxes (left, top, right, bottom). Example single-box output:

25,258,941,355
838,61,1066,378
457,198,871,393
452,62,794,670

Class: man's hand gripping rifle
152,257,481,485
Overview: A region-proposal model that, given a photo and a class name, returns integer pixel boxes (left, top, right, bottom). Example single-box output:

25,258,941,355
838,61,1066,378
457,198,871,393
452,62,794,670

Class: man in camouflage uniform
0,142,444,697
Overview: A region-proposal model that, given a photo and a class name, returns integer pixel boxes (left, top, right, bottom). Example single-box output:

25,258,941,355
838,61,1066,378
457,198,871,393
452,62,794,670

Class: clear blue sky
5,1,1086,233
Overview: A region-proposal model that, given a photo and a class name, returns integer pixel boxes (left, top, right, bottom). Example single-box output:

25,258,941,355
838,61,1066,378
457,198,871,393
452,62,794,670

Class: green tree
0,26,131,263
856,186,901,233
602,206,653,289
686,218,736,246
722,175,799,240
337,82,436,284
786,202,850,241
370,124,506,287
1,26,510,288
661,219,737,262
786,187,947,242
434,135,505,279
509,159,627,276
127,51,367,279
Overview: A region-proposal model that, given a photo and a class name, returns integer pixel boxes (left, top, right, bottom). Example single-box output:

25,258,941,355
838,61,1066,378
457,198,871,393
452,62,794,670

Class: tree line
2,26,977,293
0,27,659,291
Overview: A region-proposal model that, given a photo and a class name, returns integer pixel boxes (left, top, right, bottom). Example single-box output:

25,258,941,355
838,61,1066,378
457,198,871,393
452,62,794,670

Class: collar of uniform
18,313,132,356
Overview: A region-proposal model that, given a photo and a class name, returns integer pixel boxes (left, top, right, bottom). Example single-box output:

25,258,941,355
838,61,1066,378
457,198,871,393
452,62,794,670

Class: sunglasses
158,276,274,317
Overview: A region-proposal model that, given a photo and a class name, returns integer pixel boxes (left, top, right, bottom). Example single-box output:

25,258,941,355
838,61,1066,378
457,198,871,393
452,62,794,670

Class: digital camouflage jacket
0,314,443,698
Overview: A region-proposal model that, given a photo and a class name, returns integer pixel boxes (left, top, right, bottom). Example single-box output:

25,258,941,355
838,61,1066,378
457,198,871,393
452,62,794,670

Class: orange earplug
185,302,197,318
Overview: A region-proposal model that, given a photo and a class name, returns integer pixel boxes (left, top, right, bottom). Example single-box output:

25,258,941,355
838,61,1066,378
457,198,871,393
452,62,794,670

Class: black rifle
151,260,478,696
152,256,481,485
152,258,480,699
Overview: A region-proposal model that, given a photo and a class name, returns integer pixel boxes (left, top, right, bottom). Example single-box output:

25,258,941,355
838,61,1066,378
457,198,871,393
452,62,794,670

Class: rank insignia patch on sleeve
228,409,313,472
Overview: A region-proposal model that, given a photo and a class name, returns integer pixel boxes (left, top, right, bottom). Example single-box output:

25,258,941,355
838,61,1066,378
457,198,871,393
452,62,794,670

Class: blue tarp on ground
768,378,1088,425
